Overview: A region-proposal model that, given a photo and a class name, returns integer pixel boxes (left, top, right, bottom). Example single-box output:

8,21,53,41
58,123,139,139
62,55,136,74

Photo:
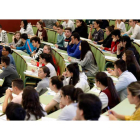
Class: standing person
0,24,8,44
20,20,34,36
115,20,126,33
108,81,140,120
73,20,88,38
36,21,48,42
62,20,75,32
68,40,98,77
57,85,84,120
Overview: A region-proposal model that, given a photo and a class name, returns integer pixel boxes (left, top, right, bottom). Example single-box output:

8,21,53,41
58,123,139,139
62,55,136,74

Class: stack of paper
24,70,38,77
98,115,109,121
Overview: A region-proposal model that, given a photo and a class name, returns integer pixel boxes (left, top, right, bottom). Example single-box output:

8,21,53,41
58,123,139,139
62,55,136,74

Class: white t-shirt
53,91,61,103
117,22,126,33
99,92,108,109
57,103,77,121
62,20,75,32
11,92,23,104
45,63,57,77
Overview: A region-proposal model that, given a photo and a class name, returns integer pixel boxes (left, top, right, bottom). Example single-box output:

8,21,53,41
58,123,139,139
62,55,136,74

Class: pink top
11,92,23,104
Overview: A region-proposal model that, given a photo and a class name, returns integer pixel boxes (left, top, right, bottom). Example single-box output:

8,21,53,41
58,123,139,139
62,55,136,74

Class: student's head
15,31,21,40
75,94,102,120
111,29,121,40
71,32,80,44
129,19,137,27
5,102,26,121
93,20,102,29
36,21,44,29
57,25,63,34
1,56,10,66
2,46,11,56
76,20,87,28
127,82,140,105
22,86,45,120
66,63,79,86
43,45,52,54
79,40,97,65
21,33,28,43
30,36,41,47
0,24,2,32
122,50,135,62
114,60,127,77
38,66,50,79
21,20,28,30
105,25,114,36
12,79,24,94
49,76,63,91
60,85,84,106
64,27,72,38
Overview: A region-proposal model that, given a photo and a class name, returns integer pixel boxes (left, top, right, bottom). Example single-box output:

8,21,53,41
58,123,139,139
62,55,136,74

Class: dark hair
78,94,102,120
72,32,80,41
95,72,120,103
111,29,121,38
30,36,41,44
40,66,50,77
106,25,114,33
12,79,24,90
4,46,11,53
61,85,84,102
77,20,87,30
65,27,72,32
5,102,26,120
50,76,63,89
40,53,57,71
80,40,97,65
57,25,63,29
14,31,21,43
0,24,2,28
114,60,127,72
21,33,28,40
37,21,44,29
1,56,10,65
22,86,45,120
95,20,102,28
44,45,53,55
21,20,28,30
67,63,79,86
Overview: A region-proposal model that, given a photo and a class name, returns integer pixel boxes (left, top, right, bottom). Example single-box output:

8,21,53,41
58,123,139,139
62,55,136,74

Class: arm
131,26,140,39
88,27,93,39
67,43,74,54
45,100,58,113
32,48,43,60
16,44,26,51
68,45,81,58
108,110,125,120
0,69,10,79
125,27,132,35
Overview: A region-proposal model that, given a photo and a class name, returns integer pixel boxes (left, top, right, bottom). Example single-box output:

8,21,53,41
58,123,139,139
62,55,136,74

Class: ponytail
51,76,63,90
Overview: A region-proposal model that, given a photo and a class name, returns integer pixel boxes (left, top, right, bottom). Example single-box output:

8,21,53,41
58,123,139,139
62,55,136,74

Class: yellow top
125,104,140,121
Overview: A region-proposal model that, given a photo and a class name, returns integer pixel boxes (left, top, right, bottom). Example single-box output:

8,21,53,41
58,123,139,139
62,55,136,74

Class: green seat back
109,20,115,26
32,26,37,35
7,33,14,43
47,30,56,44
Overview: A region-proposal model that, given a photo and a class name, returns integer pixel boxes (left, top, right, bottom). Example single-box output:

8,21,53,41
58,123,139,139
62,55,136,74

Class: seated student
114,60,137,101
108,81,140,120
20,20,34,36
68,40,99,77
22,86,46,121
2,79,24,113
62,27,72,51
30,36,43,61
88,20,104,43
41,19,58,29
57,85,84,120
115,20,126,33
11,33,36,55
95,72,120,110
36,21,48,42
1,46,16,68
101,29,121,53
122,19,140,39
0,56,19,97
117,36,140,64
0,24,8,44
5,102,26,121
62,63,90,92
62,20,75,32
54,25,65,49
73,94,102,120
10,31,23,47
36,66,50,96
67,32,81,59
45,76,63,113
73,20,88,39
100,20,109,29
39,53,57,77
99,26,114,49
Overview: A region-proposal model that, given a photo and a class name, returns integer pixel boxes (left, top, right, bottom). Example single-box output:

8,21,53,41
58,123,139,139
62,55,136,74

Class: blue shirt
16,39,36,54
67,41,81,59
8,54,16,68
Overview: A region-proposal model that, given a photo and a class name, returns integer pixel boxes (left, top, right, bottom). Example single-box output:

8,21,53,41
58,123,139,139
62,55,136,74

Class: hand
100,46,105,50
62,72,67,77
93,41,97,44
108,114,117,120
110,71,116,76
5,89,12,97
68,57,71,62
59,101,65,109
69,41,72,45
107,68,113,73
108,110,118,117
121,33,125,36
117,43,122,50
30,60,36,65
113,37,117,42
0,65,2,69
31,69,35,73
54,44,59,48
10,45,16,49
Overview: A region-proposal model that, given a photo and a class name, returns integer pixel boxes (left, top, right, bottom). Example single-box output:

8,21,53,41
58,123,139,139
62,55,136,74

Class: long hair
14,31,21,44
61,85,84,103
22,86,45,120
67,63,80,86
78,20,87,31
44,45,53,55
80,40,97,65
37,21,44,29
22,20,28,30
95,72,120,103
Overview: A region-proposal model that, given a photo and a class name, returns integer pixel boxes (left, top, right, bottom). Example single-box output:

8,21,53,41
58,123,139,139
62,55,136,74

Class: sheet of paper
0,106,2,111
0,115,7,121
59,52,67,55
105,56,118,61
22,55,31,59
98,115,109,121
41,117,56,121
